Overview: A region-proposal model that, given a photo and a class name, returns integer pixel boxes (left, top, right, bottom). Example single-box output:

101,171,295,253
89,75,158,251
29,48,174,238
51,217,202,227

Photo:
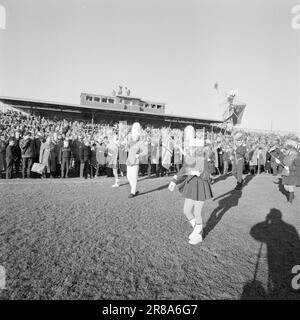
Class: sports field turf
0,173,299,299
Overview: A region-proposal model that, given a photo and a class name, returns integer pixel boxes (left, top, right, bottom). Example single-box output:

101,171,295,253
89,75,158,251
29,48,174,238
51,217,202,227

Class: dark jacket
71,140,82,161
6,145,19,162
0,140,7,170
59,147,72,163
20,138,35,158
80,145,91,162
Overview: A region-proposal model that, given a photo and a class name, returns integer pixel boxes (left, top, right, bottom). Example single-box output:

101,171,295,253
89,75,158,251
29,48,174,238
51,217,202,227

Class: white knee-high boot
189,224,203,244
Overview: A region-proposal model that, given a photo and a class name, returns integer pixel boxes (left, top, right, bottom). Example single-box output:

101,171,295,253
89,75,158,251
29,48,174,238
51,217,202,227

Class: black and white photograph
0,0,300,306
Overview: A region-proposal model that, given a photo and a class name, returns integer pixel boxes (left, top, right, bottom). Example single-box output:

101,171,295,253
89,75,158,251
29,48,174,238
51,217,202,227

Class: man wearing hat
232,132,247,189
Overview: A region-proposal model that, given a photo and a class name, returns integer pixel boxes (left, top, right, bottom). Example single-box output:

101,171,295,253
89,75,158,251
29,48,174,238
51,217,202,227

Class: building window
101,98,107,103
108,99,114,104
86,96,93,101
145,104,149,108
94,97,100,102
151,104,156,109
157,105,162,109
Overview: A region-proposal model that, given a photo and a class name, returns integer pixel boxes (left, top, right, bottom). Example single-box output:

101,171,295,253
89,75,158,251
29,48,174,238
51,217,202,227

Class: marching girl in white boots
168,125,213,245
126,122,147,198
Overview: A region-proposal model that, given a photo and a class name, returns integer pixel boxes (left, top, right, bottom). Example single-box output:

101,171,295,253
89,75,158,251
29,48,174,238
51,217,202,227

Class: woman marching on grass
168,125,213,245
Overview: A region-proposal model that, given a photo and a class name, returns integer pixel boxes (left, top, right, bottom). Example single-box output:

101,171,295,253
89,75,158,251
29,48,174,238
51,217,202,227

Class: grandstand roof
0,96,223,126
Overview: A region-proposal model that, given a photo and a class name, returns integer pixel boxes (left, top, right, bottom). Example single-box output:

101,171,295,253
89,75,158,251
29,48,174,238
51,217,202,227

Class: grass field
0,173,300,300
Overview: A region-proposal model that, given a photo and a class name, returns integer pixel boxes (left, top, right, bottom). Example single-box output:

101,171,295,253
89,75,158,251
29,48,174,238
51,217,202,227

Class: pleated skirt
178,175,213,201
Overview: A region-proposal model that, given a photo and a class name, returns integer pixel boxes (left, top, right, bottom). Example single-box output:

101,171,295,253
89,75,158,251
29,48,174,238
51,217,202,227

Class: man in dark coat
59,140,72,178
20,132,35,178
71,136,83,177
0,134,7,179
95,138,108,177
90,140,97,178
6,138,19,179
232,134,247,190
80,140,91,179
14,131,22,178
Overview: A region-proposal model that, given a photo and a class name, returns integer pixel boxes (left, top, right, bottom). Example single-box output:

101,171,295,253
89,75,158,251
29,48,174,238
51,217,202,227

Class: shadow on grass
273,178,289,202
137,183,170,196
211,172,232,184
203,174,254,239
241,208,300,300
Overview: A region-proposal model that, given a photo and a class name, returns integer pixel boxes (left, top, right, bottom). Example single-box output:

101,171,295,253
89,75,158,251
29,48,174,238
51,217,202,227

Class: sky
0,0,299,132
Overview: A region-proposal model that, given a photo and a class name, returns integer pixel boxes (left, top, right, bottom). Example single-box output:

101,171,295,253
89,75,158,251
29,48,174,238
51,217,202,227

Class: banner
150,129,160,164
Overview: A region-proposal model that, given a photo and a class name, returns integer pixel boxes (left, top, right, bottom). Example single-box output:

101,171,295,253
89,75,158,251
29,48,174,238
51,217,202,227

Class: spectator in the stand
54,135,63,178
14,131,22,178
257,146,266,174
39,136,57,178
265,147,272,174
6,137,19,179
70,135,82,177
270,141,285,176
222,146,230,174
59,139,72,178
80,139,91,179
20,132,35,178
90,139,97,178
95,137,107,177
0,134,7,178
249,144,259,175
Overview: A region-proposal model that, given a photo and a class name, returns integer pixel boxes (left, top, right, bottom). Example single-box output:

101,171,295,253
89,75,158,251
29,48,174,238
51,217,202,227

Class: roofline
0,96,223,124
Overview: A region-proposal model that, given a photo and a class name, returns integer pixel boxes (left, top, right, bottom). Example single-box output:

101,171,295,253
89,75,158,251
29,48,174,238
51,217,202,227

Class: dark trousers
232,158,244,183
95,164,106,176
80,160,90,178
6,159,14,179
22,157,33,178
74,160,81,177
61,158,70,178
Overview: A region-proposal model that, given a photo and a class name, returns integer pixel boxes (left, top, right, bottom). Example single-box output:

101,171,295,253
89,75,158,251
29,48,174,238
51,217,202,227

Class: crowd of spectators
1,108,299,180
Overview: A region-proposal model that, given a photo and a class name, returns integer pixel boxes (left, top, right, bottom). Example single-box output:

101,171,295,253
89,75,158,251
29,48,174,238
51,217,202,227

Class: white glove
135,154,139,159
190,170,200,176
275,159,280,164
168,181,176,192
284,166,289,172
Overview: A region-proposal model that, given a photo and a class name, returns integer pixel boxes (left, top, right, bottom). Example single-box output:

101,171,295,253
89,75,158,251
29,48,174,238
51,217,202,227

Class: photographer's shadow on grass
203,174,254,239
241,208,300,300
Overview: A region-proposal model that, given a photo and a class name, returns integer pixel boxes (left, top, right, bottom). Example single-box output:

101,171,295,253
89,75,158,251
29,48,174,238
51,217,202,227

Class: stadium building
0,91,223,130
